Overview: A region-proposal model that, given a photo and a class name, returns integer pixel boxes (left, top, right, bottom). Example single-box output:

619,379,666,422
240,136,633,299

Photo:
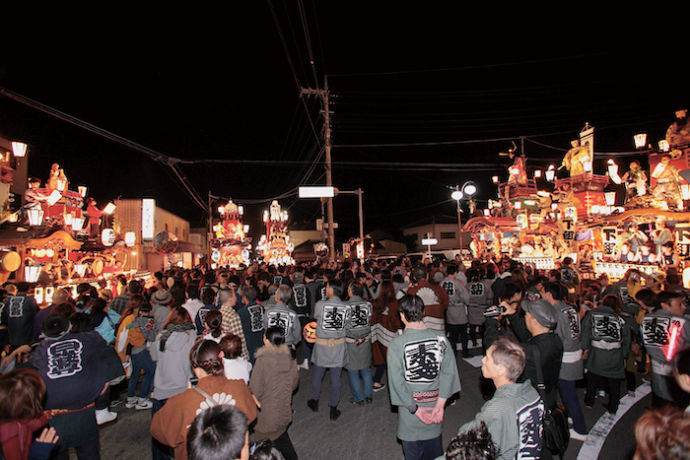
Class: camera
483,306,506,318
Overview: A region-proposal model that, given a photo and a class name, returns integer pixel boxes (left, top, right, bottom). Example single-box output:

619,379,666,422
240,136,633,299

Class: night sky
0,6,682,244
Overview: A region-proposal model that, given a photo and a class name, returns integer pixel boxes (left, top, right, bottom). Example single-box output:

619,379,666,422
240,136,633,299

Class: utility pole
207,192,213,269
324,76,335,260
301,76,335,259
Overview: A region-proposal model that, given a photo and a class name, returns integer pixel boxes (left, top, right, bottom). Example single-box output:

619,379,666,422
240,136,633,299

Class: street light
452,181,478,258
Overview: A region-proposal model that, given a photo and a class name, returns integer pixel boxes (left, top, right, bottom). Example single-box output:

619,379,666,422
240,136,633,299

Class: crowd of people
0,253,689,459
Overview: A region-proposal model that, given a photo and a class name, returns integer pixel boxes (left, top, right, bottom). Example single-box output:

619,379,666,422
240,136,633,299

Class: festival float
465,112,690,283
257,200,294,265
0,158,144,302
210,200,252,268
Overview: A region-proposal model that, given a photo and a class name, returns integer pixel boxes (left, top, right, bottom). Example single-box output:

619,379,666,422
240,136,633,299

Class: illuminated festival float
464,112,690,284
0,156,143,302
257,200,294,265
210,199,252,268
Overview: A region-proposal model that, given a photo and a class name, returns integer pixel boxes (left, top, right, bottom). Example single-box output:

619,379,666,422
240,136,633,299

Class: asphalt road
84,346,650,460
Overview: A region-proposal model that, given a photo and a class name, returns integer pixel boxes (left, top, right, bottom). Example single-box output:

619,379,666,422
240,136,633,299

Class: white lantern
63,212,73,226
45,287,55,304
243,225,249,233
78,186,88,198
72,216,84,232
605,192,616,206
633,133,647,149
11,141,27,158
101,229,116,246
27,208,44,226
34,287,44,304
24,265,41,283
491,176,499,184
56,179,66,192
46,190,62,206
74,264,87,277
534,170,542,178
545,165,556,182
103,202,116,215
218,206,225,215
238,206,244,215
658,140,670,152
125,232,136,247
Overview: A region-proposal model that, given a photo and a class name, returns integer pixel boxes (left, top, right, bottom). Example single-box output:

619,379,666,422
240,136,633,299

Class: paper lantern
125,232,136,247
101,229,116,246
103,202,116,215
633,133,647,149
74,264,87,278
12,141,27,158
24,265,41,283
72,216,84,232
27,208,44,226
303,321,317,343
34,287,44,304
78,186,87,198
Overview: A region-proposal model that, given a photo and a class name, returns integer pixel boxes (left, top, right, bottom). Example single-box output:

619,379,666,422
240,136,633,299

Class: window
440,232,456,239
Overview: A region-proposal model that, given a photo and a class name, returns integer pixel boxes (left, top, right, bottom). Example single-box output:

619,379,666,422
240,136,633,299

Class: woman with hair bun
150,340,257,460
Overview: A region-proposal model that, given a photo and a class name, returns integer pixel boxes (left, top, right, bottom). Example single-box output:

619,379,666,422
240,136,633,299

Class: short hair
327,279,343,298
163,306,193,328
218,289,235,305
548,269,561,282
635,289,657,308
267,284,279,296
489,337,525,382
51,302,76,319
447,264,457,276
186,285,200,299
190,340,225,377
500,282,524,302
348,281,364,298
674,346,690,376
445,421,497,460
634,406,690,460
542,282,564,301
276,285,292,304
292,271,304,284
187,405,248,460
657,290,684,308
219,333,243,359
0,369,46,421
264,326,286,347
128,280,143,295
601,294,623,314
242,286,257,303
201,287,216,305
398,294,425,323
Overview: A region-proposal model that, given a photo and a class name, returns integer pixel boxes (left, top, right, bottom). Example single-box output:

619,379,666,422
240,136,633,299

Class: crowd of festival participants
0,253,690,460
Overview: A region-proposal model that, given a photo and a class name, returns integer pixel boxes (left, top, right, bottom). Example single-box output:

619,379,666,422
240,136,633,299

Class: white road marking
576,382,651,460
463,355,484,368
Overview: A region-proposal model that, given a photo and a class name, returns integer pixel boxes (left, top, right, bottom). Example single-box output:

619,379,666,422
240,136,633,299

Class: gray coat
553,301,583,381
345,296,372,371
443,276,470,325
311,296,351,368
264,302,302,346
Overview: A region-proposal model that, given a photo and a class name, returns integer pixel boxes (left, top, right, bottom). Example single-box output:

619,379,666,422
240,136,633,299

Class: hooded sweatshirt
151,328,197,400
249,344,299,438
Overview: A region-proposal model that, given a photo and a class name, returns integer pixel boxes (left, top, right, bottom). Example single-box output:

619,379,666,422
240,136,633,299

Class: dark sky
0,5,683,243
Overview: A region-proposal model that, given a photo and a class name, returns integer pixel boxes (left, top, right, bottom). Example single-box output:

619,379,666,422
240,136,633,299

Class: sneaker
568,417,574,427
125,396,139,409
136,398,153,410
299,360,310,370
365,397,372,404
569,429,588,442
372,383,386,392
307,399,319,412
95,409,118,425
351,399,365,406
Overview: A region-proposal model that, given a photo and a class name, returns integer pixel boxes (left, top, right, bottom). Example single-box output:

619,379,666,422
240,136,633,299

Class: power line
329,52,609,78
0,86,208,211
297,0,320,89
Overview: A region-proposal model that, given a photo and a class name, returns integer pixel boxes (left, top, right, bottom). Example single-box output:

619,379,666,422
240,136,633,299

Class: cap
522,299,558,330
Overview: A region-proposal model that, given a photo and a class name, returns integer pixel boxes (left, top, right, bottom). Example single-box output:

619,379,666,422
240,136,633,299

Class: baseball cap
522,299,558,330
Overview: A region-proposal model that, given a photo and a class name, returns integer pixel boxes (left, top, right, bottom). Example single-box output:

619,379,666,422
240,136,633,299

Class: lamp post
451,181,477,258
